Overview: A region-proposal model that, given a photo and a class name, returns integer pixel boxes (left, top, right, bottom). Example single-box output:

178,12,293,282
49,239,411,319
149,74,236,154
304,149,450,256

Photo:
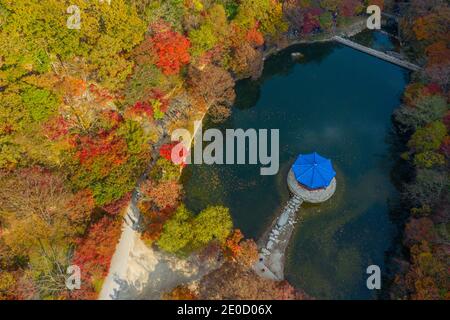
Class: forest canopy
0,0,448,301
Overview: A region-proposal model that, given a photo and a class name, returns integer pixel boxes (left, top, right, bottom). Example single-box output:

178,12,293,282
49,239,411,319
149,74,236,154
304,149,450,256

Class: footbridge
333,36,421,72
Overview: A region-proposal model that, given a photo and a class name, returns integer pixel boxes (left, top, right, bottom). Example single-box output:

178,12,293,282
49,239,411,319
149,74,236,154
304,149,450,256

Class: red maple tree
70,215,122,299
150,21,191,75
43,116,70,140
129,89,170,120
160,141,188,166
303,8,321,34
74,130,128,167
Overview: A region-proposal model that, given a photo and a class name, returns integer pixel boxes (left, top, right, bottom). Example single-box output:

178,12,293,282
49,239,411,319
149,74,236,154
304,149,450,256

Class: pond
181,31,409,299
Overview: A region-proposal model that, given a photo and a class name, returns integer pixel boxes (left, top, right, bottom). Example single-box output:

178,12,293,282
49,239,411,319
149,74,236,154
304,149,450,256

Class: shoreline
262,18,367,61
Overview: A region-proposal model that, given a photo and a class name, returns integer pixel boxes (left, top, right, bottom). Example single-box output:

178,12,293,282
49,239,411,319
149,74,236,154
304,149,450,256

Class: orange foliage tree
246,25,265,47
140,179,183,211
425,41,450,66
224,229,259,268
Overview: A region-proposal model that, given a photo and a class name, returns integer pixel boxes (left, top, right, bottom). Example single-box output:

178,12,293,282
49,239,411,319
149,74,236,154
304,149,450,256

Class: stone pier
253,169,336,281
254,195,303,280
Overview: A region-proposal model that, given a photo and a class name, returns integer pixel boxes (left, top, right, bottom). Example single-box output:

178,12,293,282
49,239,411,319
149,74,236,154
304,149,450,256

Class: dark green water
182,32,409,299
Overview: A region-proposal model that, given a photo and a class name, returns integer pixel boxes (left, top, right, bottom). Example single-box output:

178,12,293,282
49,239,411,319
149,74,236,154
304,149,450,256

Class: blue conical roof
292,152,336,189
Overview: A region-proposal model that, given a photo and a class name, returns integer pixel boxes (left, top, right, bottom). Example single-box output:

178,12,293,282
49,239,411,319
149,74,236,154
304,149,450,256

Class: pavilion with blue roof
287,152,337,203
292,152,336,190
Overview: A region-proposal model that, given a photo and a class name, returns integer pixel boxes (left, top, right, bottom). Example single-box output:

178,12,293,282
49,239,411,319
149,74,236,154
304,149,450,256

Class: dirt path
98,195,140,300
114,239,220,300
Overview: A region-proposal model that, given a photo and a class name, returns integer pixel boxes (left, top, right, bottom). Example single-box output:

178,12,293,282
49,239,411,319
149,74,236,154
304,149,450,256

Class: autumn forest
0,0,448,301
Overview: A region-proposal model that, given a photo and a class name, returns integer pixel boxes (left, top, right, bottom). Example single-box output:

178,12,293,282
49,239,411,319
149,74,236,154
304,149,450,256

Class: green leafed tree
157,204,195,254
157,204,233,255
404,168,450,207
320,0,340,12
234,0,287,36
319,12,334,31
192,205,233,249
395,95,449,131
407,121,447,154
413,151,446,168
189,4,229,57
21,86,59,122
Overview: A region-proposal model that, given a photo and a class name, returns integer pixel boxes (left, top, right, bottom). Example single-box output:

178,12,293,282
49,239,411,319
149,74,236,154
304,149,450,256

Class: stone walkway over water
254,195,304,280
254,169,336,281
